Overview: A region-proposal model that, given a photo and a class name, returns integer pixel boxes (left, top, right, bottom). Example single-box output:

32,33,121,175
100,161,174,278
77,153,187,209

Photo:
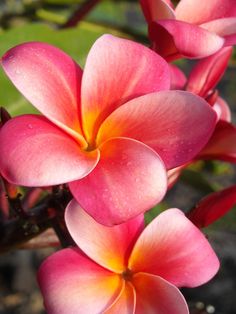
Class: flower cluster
0,0,235,313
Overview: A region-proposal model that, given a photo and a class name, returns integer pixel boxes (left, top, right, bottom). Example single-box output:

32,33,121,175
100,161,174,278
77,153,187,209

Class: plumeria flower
0,35,216,225
140,0,236,61
38,201,219,314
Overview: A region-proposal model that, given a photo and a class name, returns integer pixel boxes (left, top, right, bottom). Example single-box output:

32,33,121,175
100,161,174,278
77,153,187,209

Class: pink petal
65,199,144,273
38,248,123,314
199,120,236,162
97,91,217,169
186,47,232,97
169,64,187,89
187,185,236,228
175,0,236,24
132,273,189,314
149,20,224,61
69,137,167,226
201,18,236,45
128,208,220,287
213,97,231,122
1,42,86,144
140,0,175,22
81,34,170,143
0,115,99,186
104,282,136,314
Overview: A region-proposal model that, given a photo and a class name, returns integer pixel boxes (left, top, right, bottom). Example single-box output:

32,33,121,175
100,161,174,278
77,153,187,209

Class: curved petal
175,0,236,24
186,47,232,97
97,91,217,169
132,273,189,314
169,64,187,89
213,97,231,122
69,137,167,226
140,0,175,22
81,34,170,143
1,42,85,144
128,208,219,287
0,115,99,186
149,20,224,61
104,282,136,314
65,199,144,273
38,248,123,314
199,120,236,162
187,185,236,228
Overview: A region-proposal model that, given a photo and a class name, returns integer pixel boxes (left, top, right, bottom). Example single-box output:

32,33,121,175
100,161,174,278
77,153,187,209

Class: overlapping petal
175,0,236,24
140,0,175,22
65,199,144,273
132,273,189,314
169,64,187,89
149,20,224,60
199,120,236,162
0,115,99,186
1,42,85,143
81,34,170,142
104,282,136,314
38,248,123,314
187,185,236,228
213,97,231,122
97,91,217,169
69,137,167,226
186,47,232,97
128,209,219,287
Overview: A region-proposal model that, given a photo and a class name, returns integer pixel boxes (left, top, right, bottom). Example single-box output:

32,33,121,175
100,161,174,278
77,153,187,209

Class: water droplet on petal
28,124,33,129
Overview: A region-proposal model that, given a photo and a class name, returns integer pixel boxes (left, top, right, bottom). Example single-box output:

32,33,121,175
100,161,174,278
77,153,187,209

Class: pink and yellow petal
81,34,170,142
38,248,123,314
0,115,99,186
69,137,167,226
1,42,84,141
65,199,144,273
97,91,217,169
128,208,219,287
132,272,189,314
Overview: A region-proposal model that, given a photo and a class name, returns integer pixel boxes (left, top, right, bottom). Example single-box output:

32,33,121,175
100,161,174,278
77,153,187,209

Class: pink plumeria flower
38,201,219,314
0,35,216,225
140,0,236,61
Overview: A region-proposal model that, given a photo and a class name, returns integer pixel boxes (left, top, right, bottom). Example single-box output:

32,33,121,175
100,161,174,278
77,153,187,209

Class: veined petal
38,248,123,314
69,137,167,226
128,208,219,287
140,0,175,22
187,185,236,228
97,91,217,169
149,20,224,60
104,282,136,314
0,115,99,186
65,199,144,273
186,47,232,97
81,34,170,142
1,42,85,142
199,120,236,162
132,273,189,314
175,0,236,24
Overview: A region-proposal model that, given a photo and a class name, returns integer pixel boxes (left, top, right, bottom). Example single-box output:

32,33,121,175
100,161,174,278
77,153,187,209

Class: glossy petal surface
98,91,217,169
81,34,170,142
1,42,84,142
69,137,167,226
65,200,144,273
133,273,189,314
0,115,99,186
38,248,123,314
129,209,219,287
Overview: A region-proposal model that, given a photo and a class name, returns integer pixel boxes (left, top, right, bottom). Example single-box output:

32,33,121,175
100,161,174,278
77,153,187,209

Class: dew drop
28,124,33,129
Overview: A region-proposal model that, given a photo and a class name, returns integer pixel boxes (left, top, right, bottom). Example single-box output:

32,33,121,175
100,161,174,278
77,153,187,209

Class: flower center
122,268,133,281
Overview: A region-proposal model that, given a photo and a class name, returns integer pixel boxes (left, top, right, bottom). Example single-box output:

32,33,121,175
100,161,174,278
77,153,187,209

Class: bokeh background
0,1,235,313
